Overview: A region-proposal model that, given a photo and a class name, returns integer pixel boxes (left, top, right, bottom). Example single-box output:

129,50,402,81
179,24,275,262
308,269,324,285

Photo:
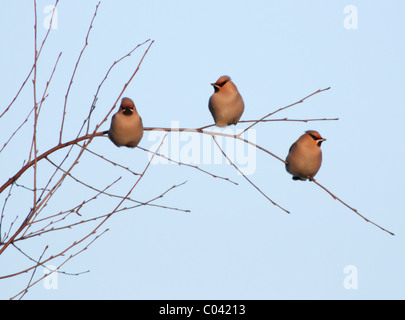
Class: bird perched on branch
209,75,244,127
285,130,326,181
108,97,143,148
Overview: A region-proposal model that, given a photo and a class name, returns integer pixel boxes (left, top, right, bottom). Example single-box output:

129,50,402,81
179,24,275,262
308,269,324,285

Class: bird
208,75,244,127
285,130,326,181
108,97,143,148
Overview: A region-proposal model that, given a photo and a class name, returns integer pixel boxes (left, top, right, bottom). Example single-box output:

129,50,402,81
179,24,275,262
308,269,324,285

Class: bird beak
211,83,220,92
317,138,326,146
122,106,133,115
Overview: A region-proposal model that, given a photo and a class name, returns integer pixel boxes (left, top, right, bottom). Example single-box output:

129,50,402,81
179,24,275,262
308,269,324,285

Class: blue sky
0,0,404,299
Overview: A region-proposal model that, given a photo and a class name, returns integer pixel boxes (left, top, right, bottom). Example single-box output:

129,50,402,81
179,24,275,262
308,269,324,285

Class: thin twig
212,136,290,214
12,243,89,278
0,94,48,154
92,40,155,136
59,1,101,144
310,178,394,236
31,0,39,218
237,87,331,136
0,131,105,195
84,39,151,135
17,244,48,300
238,117,339,124
143,127,287,164
0,0,59,119
198,117,338,130
44,156,188,213
76,144,140,176
9,229,106,299
137,145,238,185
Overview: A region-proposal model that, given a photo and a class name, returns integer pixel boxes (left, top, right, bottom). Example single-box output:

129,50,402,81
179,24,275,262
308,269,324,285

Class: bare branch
310,178,394,236
137,145,238,185
144,126,287,164
212,136,290,214
84,39,151,135
0,0,59,119
59,1,101,144
237,87,331,136
76,144,141,176
16,244,48,300
238,117,339,124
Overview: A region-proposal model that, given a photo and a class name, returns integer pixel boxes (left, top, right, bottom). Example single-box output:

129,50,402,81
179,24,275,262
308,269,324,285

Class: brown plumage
108,97,143,148
208,75,244,127
285,130,326,181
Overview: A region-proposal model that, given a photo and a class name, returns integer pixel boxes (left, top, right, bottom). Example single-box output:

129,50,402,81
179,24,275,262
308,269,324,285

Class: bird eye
309,133,318,140
218,80,229,87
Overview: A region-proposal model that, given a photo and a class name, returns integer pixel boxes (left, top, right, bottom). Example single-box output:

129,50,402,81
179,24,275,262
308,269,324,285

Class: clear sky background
0,0,404,299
